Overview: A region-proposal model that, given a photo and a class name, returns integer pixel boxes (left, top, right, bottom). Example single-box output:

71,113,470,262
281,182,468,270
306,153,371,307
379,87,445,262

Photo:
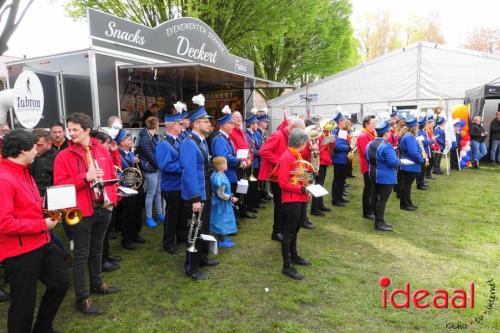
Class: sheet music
237,149,249,159
337,130,348,140
46,185,76,210
306,184,329,197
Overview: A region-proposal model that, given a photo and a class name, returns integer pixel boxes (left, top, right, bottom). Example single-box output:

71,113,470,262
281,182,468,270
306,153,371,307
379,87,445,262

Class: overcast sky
3,0,500,58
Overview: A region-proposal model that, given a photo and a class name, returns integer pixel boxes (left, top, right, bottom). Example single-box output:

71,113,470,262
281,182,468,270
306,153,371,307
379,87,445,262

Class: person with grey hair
259,116,312,242
277,128,312,280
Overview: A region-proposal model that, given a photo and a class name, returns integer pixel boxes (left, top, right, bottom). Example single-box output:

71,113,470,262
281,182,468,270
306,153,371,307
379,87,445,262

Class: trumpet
248,137,258,182
186,203,204,253
44,208,83,225
86,149,117,208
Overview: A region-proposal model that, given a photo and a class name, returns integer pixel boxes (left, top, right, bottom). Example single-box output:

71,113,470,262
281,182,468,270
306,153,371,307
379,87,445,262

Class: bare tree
464,28,500,54
0,0,34,55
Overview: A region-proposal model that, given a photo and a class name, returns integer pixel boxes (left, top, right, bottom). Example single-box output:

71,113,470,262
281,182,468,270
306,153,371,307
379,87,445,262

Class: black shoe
282,266,303,280
200,258,219,267
347,174,355,178
133,235,146,243
302,220,315,229
247,207,258,213
240,212,257,219
76,298,104,315
425,175,435,180
344,183,351,188
409,204,418,209
375,222,393,232
434,169,444,174
122,241,136,251
271,232,284,241
0,288,9,302
310,210,325,216
320,206,331,212
164,244,177,255
102,260,120,272
332,201,345,207
292,256,311,266
186,271,208,281
106,255,122,263
400,206,416,211
339,198,349,203
363,214,376,220
90,283,121,295
254,203,263,209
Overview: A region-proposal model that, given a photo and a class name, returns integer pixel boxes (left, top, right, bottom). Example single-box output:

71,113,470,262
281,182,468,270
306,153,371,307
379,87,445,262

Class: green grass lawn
1,166,499,333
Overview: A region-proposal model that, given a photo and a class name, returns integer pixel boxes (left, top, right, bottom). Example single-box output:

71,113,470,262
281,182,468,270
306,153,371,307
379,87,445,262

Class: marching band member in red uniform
54,113,120,315
259,117,305,242
0,129,68,333
356,115,377,220
278,129,312,280
229,111,255,219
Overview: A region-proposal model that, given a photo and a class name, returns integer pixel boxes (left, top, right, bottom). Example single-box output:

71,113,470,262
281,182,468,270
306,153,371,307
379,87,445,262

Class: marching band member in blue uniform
256,109,272,202
116,129,144,251
157,104,184,255
416,117,433,190
433,116,446,174
366,121,400,232
245,110,262,211
331,112,351,206
211,106,250,225
179,94,218,281
398,116,425,211
178,103,191,142
211,105,245,185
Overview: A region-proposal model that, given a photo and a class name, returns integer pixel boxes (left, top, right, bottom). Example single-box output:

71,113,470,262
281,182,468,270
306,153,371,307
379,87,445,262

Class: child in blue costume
210,157,238,248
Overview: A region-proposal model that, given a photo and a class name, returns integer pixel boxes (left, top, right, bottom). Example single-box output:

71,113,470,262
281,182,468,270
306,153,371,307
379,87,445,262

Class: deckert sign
13,71,44,129
88,9,254,77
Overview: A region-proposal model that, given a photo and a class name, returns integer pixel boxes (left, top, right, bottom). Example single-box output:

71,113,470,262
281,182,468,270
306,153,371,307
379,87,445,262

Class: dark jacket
470,123,486,143
30,147,58,197
138,128,160,173
490,118,500,141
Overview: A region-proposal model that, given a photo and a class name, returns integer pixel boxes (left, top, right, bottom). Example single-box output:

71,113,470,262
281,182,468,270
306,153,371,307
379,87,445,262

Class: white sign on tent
299,93,318,103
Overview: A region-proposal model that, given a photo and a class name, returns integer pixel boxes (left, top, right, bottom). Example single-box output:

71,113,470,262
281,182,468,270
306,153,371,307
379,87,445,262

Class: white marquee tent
268,42,500,127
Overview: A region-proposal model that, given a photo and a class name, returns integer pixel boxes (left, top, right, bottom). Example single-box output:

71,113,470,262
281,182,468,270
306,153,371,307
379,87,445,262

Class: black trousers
362,172,373,216
433,151,442,172
120,195,142,244
282,202,307,267
162,190,185,249
399,171,417,208
247,168,260,209
370,184,393,223
183,199,210,275
102,207,117,259
235,168,248,216
332,164,348,202
3,243,69,333
450,148,459,169
311,165,328,212
270,181,283,234
71,207,111,302
425,153,434,177
416,162,427,187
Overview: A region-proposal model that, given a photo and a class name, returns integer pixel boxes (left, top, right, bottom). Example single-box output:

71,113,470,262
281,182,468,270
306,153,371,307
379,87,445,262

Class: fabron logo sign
13,71,44,128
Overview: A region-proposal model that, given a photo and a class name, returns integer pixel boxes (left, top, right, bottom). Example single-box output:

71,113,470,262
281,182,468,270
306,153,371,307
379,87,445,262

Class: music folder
46,185,76,210
306,184,329,197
